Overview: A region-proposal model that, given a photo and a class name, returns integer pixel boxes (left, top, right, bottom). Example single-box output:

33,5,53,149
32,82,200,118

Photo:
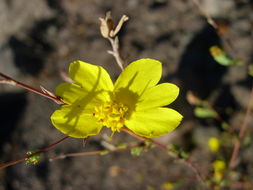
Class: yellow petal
136,83,179,110
51,105,102,138
55,82,111,105
69,60,114,92
125,108,183,138
55,82,87,104
114,59,162,96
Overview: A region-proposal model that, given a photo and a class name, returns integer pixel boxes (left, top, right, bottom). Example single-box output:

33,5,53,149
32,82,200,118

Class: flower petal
55,82,87,104
55,82,111,105
136,83,179,110
51,105,102,138
69,60,114,92
125,108,183,138
114,59,162,96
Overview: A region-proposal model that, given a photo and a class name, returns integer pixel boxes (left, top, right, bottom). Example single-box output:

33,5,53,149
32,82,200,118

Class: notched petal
125,107,183,138
137,83,179,110
114,58,162,96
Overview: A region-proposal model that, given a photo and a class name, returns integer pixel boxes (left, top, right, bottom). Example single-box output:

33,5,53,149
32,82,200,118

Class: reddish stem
49,142,144,161
0,72,63,104
120,127,205,185
120,127,168,151
0,136,69,169
229,85,253,169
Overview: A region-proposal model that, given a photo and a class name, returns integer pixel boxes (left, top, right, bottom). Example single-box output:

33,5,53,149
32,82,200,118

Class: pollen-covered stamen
93,101,128,132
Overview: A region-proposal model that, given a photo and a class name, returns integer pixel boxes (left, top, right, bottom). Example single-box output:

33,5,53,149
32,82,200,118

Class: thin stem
0,72,63,104
100,12,127,70
120,127,206,186
192,0,253,170
0,136,69,169
239,86,253,138
192,0,218,29
191,0,237,57
49,142,144,161
229,141,240,169
108,37,124,70
120,127,168,151
229,84,253,169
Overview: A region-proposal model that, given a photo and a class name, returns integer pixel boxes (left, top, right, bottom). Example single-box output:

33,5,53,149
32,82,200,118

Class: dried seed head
99,11,129,38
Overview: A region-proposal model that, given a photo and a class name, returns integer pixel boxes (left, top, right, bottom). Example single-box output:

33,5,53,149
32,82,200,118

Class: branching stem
49,141,144,161
108,37,124,70
192,0,237,58
0,136,69,169
120,127,205,186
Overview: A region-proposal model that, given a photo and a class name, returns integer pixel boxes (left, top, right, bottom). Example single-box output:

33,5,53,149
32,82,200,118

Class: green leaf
243,135,252,146
144,141,153,150
25,151,41,165
220,179,228,186
179,151,189,159
248,64,253,77
116,143,127,149
209,46,244,66
194,107,217,118
130,147,144,156
99,150,109,155
169,144,181,152
213,54,233,66
169,144,189,159
221,122,229,130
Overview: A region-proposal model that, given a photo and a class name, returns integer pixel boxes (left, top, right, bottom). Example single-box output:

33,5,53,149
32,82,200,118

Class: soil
0,0,253,189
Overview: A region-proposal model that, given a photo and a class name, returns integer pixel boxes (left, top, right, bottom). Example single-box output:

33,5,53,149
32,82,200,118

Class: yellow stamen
93,101,128,132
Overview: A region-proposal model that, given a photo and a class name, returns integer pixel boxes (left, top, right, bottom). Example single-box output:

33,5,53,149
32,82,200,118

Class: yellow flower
213,160,225,172
51,59,183,138
161,182,174,190
208,137,220,152
212,160,226,182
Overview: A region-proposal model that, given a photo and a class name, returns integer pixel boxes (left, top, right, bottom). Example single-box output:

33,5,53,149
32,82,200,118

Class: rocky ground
0,0,253,189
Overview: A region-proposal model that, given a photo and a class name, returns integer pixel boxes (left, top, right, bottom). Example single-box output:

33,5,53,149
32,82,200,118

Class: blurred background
0,0,253,189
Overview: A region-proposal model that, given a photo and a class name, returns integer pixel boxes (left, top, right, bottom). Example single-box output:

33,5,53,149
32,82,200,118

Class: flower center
93,101,128,132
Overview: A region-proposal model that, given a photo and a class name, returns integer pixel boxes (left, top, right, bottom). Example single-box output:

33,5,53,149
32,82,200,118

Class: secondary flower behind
51,59,183,138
